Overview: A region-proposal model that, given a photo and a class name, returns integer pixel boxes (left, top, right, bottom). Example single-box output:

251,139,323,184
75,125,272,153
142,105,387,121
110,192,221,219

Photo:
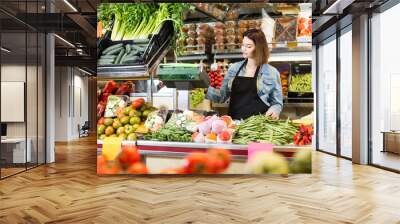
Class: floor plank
0,136,399,223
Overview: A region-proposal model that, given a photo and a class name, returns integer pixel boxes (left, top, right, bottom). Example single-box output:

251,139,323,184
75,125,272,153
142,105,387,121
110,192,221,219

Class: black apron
228,60,270,120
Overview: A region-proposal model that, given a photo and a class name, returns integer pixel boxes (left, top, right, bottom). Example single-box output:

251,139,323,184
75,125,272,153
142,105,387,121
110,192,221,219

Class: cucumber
101,43,123,54
98,59,114,65
122,56,139,64
131,45,143,52
114,48,125,64
100,55,116,59
121,56,138,64
119,52,129,64
123,59,139,64
106,47,123,55
125,44,131,54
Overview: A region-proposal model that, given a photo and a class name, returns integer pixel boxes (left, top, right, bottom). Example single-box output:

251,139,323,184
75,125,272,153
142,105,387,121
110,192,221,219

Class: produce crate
97,20,174,76
157,64,201,80
287,63,312,100
162,71,210,90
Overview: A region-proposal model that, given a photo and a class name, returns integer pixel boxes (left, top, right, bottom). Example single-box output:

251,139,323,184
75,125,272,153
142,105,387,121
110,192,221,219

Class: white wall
54,66,89,141
1,65,29,138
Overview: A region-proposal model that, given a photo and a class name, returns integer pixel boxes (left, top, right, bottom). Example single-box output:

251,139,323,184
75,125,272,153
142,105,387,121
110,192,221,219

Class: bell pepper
102,80,119,94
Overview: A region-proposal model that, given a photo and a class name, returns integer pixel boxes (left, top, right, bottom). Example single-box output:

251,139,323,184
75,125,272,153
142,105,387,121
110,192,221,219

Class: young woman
206,29,283,120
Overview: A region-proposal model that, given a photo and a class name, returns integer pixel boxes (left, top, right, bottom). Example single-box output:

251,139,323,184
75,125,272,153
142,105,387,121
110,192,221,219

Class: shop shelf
283,102,314,107
213,51,312,62
212,102,229,108
176,54,208,61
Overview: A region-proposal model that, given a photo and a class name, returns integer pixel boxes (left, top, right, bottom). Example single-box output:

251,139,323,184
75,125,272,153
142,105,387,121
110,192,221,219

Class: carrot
97,21,103,38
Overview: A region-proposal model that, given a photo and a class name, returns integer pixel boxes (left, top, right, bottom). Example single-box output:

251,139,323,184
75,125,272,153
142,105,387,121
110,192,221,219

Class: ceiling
0,0,395,73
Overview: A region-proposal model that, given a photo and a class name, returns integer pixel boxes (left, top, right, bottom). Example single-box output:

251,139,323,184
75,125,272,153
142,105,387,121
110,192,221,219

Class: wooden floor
373,151,400,171
0,136,400,224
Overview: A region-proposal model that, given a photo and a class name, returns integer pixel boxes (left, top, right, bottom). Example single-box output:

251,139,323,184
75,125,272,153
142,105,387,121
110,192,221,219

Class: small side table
381,131,400,154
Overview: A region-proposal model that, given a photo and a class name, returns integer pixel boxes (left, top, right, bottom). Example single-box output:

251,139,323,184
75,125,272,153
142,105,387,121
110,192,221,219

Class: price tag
102,137,123,161
247,143,273,161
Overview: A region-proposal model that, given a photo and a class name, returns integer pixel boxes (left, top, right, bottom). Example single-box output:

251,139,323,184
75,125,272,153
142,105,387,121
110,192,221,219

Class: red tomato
208,148,231,170
136,98,145,105
131,101,142,109
118,145,140,166
97,155,107,167
219,131,231,141
184,152,209,174
126,162,148,174
97,162,121,174
205,155,225,174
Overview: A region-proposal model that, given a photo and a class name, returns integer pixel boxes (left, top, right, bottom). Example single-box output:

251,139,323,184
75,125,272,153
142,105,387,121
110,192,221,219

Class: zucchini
106,46,123,55
114,48,125,64
101,43,123,54
125,44,131,54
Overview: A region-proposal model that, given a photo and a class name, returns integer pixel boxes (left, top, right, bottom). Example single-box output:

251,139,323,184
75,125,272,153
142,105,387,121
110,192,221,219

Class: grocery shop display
193,115,235,144
98,3,191,41
97,97,155,140
97,3,313,175
280,70,290,96
233,115,298,145
144,126,192,142
293,124,313,146
297,16,312,38
98,143,147,174
190,89,206,108
289,73,312,92
246,148,311,174
97,80,133,118
157,63,201,80
208,67,224,88
98,43,147,65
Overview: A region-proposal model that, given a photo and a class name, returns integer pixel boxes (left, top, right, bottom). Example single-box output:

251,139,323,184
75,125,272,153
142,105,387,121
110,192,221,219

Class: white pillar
46,32,55,163
352,14,369,164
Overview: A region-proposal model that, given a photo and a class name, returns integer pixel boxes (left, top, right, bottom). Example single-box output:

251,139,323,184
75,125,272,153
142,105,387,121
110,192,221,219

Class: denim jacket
206,60,283,115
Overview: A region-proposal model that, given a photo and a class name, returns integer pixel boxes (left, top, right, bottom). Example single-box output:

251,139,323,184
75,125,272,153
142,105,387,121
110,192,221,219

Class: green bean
233,115,298,145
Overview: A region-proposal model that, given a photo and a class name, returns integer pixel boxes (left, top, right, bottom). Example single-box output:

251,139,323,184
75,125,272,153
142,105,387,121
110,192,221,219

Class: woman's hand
265,110,279,120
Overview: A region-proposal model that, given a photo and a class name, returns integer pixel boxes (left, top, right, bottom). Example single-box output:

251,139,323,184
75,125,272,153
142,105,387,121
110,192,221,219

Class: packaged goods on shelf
274,16,298,44
144,107,168,133
165,110,204,132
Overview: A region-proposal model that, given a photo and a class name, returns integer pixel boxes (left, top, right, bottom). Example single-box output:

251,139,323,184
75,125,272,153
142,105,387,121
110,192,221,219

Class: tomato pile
208,69,223,89
98,144,232,174
160,148,232,174
97,144,148,174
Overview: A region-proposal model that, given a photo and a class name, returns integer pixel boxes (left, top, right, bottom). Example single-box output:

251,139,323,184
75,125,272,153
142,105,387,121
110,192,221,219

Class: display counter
97,140,310,160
